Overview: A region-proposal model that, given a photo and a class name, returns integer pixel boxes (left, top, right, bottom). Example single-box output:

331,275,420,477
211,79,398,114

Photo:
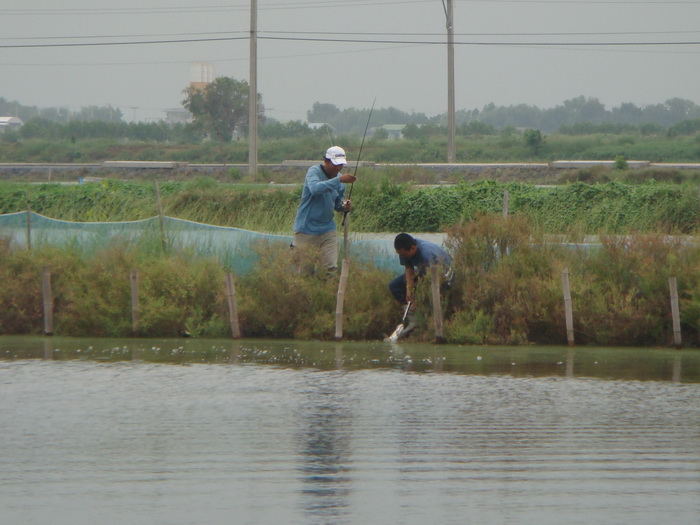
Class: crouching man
389,233,454,333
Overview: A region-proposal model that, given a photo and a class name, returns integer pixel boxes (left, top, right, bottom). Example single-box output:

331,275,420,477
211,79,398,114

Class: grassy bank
1,215,697,346
1,174,698,345
1,176,698,235
2,132,700,164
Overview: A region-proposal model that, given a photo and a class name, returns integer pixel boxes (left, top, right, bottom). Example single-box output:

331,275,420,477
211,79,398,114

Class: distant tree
611,102,644,124
641,98,700,128
639,123,664,136
307,102,340,124
458,120,496,136
569,96,606,122
38,106,72,123
402,122,420,140
259,119,314,139
372,127,389,141
19,117,57,139
182,76,265,141
523,129,545,156
667,118,700,137
71,105,123,122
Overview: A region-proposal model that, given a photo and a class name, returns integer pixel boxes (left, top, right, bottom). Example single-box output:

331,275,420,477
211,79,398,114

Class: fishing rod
342,98,375,226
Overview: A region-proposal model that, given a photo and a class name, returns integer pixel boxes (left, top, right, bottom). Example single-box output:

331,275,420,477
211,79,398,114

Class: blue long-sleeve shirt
399,239,452,276
293,164,347,235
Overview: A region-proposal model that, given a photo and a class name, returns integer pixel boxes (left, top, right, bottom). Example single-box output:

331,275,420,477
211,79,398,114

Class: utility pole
444,0,456,163
248,0,258,177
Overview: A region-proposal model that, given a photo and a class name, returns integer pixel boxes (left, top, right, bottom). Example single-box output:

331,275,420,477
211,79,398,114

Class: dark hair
394,233,416,251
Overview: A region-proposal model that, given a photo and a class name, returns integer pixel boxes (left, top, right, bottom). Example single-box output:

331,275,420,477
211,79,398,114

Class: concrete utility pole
444,0,456,163
248,0,258,177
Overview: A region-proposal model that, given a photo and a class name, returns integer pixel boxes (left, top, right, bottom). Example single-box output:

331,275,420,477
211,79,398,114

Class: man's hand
339,173,357,184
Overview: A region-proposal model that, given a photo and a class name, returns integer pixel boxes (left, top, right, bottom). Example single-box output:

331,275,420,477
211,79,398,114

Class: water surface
1,337,699,525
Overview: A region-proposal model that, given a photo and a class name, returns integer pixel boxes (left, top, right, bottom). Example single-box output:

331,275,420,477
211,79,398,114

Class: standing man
292,146,356,274
389,233,453,332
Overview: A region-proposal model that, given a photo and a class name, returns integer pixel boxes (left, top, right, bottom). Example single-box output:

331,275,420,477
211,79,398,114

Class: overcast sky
2,0,700,123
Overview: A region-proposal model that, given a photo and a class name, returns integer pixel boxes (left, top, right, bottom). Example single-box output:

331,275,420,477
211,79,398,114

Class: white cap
325,146,348,166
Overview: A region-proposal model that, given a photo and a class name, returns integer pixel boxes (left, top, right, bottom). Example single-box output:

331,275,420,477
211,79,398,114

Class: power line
2,31,247,42
258,36,700,46
0,1,474,17
0,36,249,49
1,0,697,16
4,28,699,43
267,29,700,37
2,34,699,49
3,37,697,69
0,1,432,16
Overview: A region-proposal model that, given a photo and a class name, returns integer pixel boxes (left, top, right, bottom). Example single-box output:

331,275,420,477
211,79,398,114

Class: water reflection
1,336,698,525
298,374,353,522
335,342,343,370
229,342,241,364
42,338,52,360
1,336,699,383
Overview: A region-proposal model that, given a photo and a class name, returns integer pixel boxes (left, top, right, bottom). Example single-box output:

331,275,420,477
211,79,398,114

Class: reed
0,214,697,346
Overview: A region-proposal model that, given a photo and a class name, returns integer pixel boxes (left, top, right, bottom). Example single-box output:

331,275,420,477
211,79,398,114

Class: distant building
164,108,192,125
0,116,23,133
308,122,335,131
190,61,214,92
374,124,404,140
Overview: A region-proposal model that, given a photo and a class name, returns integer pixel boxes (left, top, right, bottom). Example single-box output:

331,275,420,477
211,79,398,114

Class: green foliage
667,118,700,137
182,76,264,141
520,181,700,234
441,216,700,346
0,246,45,334
458,120,497,136
567,235,699,345
2,177,698,235
523,129,545,156
3,127,700,164
0,241,228,337
614,155,629,170
164,185,299,232
0,214,698,346
235,244,396,340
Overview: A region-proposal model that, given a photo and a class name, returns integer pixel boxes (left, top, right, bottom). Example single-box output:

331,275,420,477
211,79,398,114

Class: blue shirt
293,164,347,235
399,239,452,276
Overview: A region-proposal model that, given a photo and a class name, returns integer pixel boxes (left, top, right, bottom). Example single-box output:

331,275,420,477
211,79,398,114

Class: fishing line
342,98,375,226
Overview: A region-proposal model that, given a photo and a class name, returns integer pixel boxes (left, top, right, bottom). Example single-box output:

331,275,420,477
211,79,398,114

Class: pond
1,336,699,525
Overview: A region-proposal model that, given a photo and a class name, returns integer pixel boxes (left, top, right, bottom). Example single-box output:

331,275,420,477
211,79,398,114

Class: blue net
0,211,404,275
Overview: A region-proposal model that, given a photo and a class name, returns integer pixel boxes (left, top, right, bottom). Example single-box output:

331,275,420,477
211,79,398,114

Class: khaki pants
293,231,339,272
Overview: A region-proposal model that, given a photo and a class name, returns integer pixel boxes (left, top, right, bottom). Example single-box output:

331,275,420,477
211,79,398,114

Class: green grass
2,132,700,164
1,214,697,345
2,176,699,235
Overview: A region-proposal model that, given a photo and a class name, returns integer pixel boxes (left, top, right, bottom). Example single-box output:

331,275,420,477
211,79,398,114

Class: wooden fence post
334,218,351,340
130,269,140,336
430,265,445,344
502,188,510,218
25,193,32,250
154,181,167,252
41,266,53,336
669,277,682,349
561,268,575,346
335,261,350,340
225,273,241,339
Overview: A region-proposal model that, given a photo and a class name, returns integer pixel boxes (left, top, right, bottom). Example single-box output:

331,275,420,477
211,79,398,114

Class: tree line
2,77,700,142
